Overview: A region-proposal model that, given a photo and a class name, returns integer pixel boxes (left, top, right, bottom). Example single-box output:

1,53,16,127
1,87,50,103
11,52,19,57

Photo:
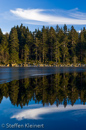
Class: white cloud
11,105,86,120
3,31,6,34
10,8,86,25
3,31,9,34
77,30,81,33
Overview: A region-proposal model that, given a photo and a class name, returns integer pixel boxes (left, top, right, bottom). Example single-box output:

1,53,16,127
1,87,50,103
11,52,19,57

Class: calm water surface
0,67,86,130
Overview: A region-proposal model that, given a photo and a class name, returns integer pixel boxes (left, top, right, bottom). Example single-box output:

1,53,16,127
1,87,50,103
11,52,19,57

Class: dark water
0,67,86,130
0,67,85,84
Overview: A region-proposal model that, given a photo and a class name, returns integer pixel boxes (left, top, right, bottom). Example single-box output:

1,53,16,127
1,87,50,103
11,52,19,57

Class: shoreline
0,63,86,68
0,66,86,68
0,63,86,67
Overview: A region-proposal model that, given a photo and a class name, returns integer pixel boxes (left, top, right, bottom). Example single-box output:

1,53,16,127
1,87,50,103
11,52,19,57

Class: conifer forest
0,24,86,66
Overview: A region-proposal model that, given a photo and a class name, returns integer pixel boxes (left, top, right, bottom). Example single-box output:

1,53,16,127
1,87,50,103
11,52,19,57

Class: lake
0,67,86,130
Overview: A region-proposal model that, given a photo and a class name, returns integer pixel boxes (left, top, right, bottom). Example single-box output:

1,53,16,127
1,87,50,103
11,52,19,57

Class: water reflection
0,72,86,108
11,105,86,120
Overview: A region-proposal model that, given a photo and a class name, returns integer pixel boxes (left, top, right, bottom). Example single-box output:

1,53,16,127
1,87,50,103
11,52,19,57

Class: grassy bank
0,62,86,67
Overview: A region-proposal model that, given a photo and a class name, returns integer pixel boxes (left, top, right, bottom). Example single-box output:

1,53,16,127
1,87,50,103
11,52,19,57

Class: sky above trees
0,0,86,33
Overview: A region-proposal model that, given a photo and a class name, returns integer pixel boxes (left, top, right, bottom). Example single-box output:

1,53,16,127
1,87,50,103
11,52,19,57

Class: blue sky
0,0,86,33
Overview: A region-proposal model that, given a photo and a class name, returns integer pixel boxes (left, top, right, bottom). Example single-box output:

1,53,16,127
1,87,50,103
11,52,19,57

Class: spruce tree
9,27,19,64
24,44,30,64
42,26,48,63
54,39,60,64
49,27,56,61
68,26,78,63
61,35,69,64
0,28,3,44
0,35,9,64
63,24,67,34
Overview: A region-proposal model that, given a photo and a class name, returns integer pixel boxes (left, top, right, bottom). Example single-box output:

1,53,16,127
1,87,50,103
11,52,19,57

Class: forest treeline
0,72,86,108
0,24,86,65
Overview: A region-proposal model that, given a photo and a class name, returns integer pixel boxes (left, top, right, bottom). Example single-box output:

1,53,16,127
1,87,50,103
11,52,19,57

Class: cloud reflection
11,105,86,120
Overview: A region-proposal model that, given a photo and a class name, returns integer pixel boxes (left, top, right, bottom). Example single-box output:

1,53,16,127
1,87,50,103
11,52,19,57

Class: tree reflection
0,72,86,108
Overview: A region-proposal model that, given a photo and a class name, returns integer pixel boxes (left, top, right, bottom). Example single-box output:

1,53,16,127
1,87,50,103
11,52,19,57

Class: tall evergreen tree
49,27,56,61
54,39,60,64
24,44,30,64
61,35,69,64
25,29,33,60
42,26,48,63
68,26,78,63
0,28,3,44
9,27,19,64
63,24,67,33
35,37,39,63
56,25,60,33
78,30,84,63
0,35,9,64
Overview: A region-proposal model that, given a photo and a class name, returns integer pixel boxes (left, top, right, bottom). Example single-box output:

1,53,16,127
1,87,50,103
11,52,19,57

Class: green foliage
0,24,86,65
9,27,19,64
68,26,78,62
42,26,48,63
24,44,30,63
54,40,60,63
49,27,56,61
0,35,9,64
61,35,69,63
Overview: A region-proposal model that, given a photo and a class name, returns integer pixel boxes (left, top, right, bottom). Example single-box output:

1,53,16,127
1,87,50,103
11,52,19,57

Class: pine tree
0,35,9,64
56,25,60,33
83,30,86,63
25,29,33,60
0,28,3,44
78,30,84,63
61,35,69,64
35,29,42,63
68,26,78,63
24,44,30,64
35,37,39,63
49,27,56,61
42,26,48,63
63,24,67,34
54,39,60,64
9,27,19,64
